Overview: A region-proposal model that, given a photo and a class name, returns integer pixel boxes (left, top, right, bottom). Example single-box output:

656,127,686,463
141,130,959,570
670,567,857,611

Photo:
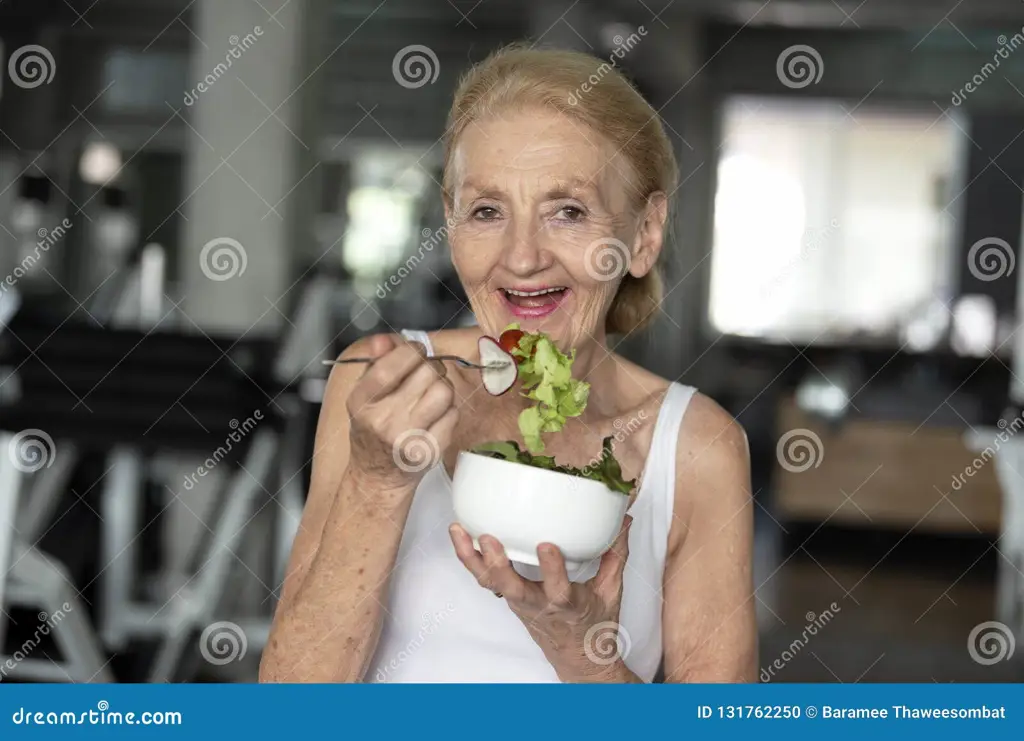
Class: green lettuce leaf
502,324,591,454
470,435,636,496
518,406,545,454
469,324,633,495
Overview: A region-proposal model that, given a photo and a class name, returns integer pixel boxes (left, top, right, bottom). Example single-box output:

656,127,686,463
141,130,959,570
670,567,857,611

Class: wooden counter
774,397,1003,534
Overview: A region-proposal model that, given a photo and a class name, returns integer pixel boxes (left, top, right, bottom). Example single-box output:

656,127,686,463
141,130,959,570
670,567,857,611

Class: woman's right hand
344,334,459,494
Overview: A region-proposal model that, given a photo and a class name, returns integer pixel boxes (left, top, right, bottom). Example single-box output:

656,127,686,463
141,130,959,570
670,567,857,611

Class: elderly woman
260,45,756,683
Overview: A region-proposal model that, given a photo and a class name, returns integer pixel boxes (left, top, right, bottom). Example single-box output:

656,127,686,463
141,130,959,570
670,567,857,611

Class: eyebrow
458,177,598,201
458,181,504,201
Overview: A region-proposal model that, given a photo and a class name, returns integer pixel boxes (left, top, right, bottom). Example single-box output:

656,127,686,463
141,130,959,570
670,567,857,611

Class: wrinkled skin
444,107,666,356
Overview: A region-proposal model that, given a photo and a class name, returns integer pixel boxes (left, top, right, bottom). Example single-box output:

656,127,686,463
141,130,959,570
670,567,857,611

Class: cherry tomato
498,329,528,364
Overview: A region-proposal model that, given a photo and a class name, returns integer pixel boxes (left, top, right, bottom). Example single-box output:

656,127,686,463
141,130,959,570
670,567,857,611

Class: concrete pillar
179,0,326,334
169,0,327,664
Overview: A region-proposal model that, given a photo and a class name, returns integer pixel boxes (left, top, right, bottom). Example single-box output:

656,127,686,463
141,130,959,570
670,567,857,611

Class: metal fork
321,355,510,370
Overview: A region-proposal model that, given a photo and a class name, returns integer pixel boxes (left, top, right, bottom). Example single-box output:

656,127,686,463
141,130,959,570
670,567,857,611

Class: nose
501,219,551,277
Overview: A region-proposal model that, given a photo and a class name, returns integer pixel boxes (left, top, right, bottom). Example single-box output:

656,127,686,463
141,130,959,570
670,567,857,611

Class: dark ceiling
4,0,1024,30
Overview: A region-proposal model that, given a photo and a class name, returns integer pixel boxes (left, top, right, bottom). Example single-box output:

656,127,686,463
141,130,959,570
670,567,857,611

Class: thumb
365,333,398,359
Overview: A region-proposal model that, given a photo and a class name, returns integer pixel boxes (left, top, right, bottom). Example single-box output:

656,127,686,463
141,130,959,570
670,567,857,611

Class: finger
366,333,398,359
336,335,398,407
478,534,526,599
392,363,449,419
594,515,632,594
426,353,447,378
400,340,446,379
363,345,429,401
449,523,489,581
372,351,437,404
536,543,572,607
409,378,455,430
428,405,460,450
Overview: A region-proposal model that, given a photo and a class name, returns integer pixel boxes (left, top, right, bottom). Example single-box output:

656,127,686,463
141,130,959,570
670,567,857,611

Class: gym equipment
0,285,113,682
0,255,331,682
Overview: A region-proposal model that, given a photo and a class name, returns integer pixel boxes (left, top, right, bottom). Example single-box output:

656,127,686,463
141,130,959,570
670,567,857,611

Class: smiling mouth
499,286,570,317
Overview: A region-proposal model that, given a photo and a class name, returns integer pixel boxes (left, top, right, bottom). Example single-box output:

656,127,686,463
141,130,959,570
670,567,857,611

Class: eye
472,206,500,221
557,205,586,222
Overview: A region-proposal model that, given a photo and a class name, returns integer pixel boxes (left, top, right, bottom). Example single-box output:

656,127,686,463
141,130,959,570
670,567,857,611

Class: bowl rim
454,449,625,498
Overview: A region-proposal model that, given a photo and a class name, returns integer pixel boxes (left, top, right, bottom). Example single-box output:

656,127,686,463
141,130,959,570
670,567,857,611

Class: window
708,96,961,346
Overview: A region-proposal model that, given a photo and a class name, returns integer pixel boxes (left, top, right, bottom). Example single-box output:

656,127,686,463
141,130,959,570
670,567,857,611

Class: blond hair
442,43,678,336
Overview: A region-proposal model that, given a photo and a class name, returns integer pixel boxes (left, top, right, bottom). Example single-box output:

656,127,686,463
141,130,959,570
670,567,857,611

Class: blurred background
1,0,1024,683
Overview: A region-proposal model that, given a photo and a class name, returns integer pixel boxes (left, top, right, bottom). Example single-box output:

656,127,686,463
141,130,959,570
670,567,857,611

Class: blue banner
0,684,1020,738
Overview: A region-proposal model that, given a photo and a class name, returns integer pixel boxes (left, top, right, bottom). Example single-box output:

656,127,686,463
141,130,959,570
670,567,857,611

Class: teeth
505,287,565,297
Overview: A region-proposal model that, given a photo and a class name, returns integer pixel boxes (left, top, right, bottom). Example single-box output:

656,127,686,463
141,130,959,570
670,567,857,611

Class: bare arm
661,393,758,683
259,334,458,682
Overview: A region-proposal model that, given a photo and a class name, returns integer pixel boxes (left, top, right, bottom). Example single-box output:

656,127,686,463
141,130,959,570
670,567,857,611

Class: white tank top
366,330,695,683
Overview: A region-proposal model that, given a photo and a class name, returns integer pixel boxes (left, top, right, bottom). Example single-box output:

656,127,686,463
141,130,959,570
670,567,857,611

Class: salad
472,324,636,495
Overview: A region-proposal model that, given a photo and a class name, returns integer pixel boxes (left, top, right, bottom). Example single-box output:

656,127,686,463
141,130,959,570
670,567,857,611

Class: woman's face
445,108,656,348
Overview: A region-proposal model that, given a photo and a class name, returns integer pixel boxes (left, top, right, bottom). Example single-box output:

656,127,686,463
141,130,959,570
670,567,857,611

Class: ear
628,192,668,279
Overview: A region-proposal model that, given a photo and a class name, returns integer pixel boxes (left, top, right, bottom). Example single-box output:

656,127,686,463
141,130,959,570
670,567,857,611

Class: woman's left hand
448,516,638,683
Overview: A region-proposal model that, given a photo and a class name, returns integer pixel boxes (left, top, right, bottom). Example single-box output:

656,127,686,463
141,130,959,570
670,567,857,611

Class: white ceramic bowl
451,450,630,568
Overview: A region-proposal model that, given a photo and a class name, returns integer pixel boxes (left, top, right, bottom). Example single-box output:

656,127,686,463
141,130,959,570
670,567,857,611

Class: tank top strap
628,383,697,541
400,329,435,357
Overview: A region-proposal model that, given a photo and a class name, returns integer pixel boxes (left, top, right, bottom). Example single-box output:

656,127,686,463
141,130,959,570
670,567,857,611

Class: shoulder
669,390,752,553
677,391,749,467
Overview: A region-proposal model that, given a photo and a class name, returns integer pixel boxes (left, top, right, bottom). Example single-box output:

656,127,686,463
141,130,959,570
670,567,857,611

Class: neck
568,333,609,378
566,332,623,421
